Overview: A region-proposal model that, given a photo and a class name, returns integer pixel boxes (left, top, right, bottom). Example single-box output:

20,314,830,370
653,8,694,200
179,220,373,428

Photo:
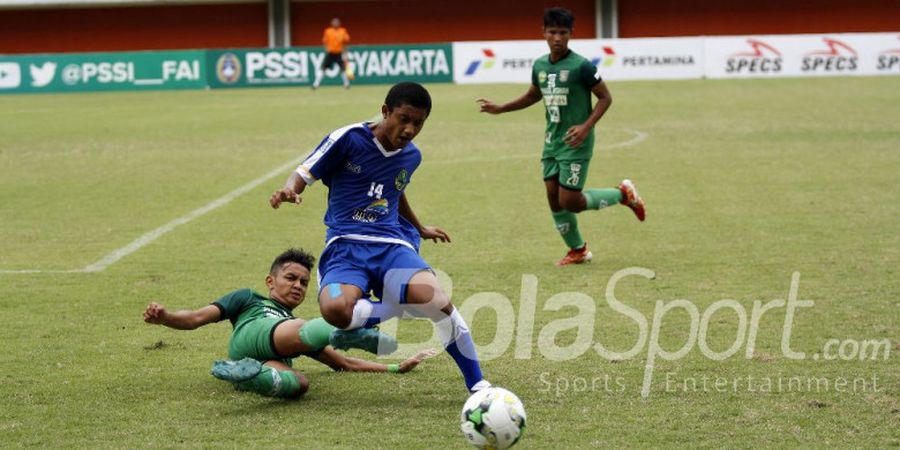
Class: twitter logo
30,62,57,87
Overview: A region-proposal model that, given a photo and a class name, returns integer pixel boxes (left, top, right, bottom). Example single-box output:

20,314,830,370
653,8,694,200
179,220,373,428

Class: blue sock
445,330,484,391
438,309,484,391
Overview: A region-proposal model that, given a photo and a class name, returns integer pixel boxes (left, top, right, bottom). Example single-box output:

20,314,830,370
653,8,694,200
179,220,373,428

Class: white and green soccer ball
460,387,526,449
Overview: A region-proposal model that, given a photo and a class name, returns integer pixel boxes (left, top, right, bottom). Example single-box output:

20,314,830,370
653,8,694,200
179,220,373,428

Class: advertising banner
704,33,900,78
207,44,453,88
453,37,704,84
0,50,206,94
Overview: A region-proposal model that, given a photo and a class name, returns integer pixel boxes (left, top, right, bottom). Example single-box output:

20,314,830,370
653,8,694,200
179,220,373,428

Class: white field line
1,127,647,274
0,155,305,274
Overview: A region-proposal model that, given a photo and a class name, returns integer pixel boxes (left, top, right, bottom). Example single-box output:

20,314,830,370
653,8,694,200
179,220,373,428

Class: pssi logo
216,53,241,84
802,38,858,72
726,39,782,73
590,46,616,68
876,36,900,71
464,49,496,76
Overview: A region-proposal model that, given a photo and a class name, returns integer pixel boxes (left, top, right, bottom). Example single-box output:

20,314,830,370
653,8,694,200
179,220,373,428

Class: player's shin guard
583,188,624,210
552,209,585,249
299,317,337,350
436,308,484,391
234,367,303,399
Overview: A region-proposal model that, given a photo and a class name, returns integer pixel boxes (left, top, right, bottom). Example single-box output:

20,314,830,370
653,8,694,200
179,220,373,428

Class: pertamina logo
726,39,782,73
0,62,22,89
30,62,56,87
803,38,857,72
617,46,695,67
876,36,900,72
465,49,533,75
464,49,496,75
590,46,616,68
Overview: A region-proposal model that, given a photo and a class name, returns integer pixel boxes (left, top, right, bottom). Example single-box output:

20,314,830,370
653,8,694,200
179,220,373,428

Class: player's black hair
269,248,315,274
385,81,432,116
543,7,574,29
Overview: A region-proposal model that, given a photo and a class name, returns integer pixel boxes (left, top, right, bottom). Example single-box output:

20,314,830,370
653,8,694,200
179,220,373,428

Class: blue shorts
318,240,430,303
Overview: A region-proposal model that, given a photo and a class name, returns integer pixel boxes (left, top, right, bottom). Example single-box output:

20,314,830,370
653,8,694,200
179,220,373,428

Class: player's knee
320,300,353,329
559,194,584,212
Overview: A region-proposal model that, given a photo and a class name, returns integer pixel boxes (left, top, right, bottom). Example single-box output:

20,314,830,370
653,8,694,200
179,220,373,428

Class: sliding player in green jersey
477,7,646,266
143,248,435,399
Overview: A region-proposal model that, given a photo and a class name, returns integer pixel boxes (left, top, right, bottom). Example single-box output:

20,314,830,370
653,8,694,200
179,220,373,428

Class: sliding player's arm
313,347,437,373
476,84,542,114
399,192,450,243
143,303,221,330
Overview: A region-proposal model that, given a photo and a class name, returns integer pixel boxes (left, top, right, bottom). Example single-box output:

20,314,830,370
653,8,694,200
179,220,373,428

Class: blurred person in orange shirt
313,17,351,89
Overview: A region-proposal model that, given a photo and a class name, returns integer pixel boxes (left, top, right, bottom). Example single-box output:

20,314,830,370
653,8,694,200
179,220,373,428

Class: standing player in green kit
477,7,646,266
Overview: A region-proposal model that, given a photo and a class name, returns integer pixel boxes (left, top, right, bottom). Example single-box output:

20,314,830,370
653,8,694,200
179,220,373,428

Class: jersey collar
549,49,572,65
365,122,405,158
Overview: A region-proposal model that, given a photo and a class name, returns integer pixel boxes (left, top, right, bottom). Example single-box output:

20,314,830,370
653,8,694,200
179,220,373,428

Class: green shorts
542,157,591,190
228,317,292,366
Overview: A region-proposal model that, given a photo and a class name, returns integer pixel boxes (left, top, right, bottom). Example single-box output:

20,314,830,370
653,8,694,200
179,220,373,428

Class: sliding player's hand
420,226,451,243
269,188,302,209
398,348,439,373
143,303,167,325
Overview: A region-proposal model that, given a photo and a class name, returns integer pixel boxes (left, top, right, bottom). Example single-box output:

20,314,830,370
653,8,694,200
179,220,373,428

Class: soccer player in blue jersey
270,82,490,393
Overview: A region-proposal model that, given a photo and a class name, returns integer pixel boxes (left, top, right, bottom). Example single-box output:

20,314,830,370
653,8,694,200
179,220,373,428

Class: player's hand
270,188,302,209
143,302,167,325
564,124,591,148
420,225,451,243
476,98,503,114
398,348,439,373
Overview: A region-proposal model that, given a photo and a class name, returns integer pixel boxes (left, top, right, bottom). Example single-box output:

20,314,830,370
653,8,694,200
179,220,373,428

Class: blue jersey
296,122,422,248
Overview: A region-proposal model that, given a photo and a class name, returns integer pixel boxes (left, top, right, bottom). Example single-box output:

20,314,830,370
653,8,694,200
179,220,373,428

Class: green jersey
213,288,293,330
212,288,296,365
531,50,602,158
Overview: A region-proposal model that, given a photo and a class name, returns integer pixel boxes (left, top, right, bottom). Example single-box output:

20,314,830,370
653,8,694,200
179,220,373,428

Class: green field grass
1,77,898,448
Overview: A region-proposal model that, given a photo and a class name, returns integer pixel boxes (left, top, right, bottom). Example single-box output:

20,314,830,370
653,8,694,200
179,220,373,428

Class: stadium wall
289,0,596,46
0,0,596,55
4,0,898,55
0,4,269,54
618,0,900,38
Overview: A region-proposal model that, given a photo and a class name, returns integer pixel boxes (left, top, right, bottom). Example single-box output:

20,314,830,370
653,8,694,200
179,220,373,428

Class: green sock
584,188,623,210
299,317,337,351
552,209,585,249
234,367,302,398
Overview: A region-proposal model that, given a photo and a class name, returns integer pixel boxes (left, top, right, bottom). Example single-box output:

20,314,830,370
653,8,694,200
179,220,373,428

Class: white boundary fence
453,32,900,84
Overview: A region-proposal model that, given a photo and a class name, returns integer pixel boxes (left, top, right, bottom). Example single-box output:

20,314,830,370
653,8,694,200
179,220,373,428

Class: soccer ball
460,387,526,449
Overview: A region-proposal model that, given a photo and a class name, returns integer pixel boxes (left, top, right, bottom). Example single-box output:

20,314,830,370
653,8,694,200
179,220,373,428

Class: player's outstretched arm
399,193,450,243
314,347,438,373
142,303,221,330
270,172,308,209
477,85,542,114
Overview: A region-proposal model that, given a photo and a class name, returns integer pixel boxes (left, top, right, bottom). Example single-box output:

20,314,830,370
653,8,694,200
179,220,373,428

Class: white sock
435,308,469,347
341,73,349,86
345,300,373,330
